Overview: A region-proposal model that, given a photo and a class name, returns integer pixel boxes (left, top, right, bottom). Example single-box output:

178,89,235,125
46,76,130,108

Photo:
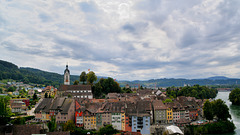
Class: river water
215,91,240,135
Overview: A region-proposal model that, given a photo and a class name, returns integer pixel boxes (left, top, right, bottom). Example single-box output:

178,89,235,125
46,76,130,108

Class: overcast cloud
1,0,240,80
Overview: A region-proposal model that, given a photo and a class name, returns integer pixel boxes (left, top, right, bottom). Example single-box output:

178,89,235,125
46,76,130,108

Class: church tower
64,64,70,85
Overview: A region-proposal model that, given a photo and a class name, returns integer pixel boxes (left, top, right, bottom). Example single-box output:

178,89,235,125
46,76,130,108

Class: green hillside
0,60,79,87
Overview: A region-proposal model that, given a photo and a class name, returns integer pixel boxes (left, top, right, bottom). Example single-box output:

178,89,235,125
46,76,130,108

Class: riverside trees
166,85,218,99
229,88,240,105
203,99,231,121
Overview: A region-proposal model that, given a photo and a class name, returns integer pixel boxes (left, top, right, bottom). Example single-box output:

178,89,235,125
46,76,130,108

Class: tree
33,93,38,100
87,71,97,86
0,96,12,125
7,86,16,92
229,88,240,105
67,94,72,98
212,99,231,121
63,120,75,132
47,117,56,132
12,116,25,125
163,99,173,103
45,93,48,98
203,100,213,121
73,80,79,85
98,125,118,135
80,71,87,84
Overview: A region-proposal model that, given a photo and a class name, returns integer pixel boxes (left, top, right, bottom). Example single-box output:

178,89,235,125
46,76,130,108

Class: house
177,96,199,121
110,102,125,131
83,103,101,130
10,98,30,106
152,100,167,124
41,86,57,98
97,102,112,129
10,101,28,114
34,98,53,122
164,103,173,124
54,98,75,124
75,100,85,127
58,85,93,99
126,101,152,135
28,89,35,97
34,97,75,123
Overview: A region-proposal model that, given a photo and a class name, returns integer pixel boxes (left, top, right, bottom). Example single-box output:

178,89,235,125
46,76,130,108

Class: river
215,91,240,135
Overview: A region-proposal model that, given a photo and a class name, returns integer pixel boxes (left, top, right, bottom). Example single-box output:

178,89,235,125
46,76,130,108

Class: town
0,65,225,135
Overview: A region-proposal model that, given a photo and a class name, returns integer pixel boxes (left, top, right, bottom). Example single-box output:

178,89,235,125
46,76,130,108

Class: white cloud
1,0,240,80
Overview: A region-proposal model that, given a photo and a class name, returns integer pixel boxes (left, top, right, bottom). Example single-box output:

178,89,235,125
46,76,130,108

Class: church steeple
64,64,70,85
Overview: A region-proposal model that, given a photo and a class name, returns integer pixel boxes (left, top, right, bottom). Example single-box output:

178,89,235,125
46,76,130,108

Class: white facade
112,113,122,130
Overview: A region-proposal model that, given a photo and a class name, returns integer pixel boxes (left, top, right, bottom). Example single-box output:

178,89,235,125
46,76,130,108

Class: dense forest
166,85,218,99
0,60,79,87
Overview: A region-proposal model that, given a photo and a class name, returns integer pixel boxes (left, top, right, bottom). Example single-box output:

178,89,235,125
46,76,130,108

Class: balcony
137,121,143,124
137,124,143,128
137,117,143,120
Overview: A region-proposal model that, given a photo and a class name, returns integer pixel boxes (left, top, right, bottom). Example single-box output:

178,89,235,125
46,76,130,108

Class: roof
165,125,184,135
60,98,74,114
64,65,70,74
35,98,53,112
42,86,57,92
85,103,102,114
58,85,91,91
13,124,43,135
110,102,125,113
153,100,167,110
126,100,152,117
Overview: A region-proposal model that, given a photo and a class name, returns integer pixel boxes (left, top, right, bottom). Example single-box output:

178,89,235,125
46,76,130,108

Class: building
35,98,53,122
10,101,28,114
165,103,173,124
152,100,167,124
41,86,57,98
83,103,101,130
110,102,125,131
58,65,93,99
64,65,70,85
75,100,84,127
35,98,75,123
126,101,152,135
58,85,93,99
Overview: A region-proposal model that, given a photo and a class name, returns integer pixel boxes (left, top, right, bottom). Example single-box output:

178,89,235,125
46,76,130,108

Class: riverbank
215,92,240,135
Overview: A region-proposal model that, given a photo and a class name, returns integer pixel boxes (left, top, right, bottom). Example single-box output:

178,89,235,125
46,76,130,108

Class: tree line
73,71,121,99
166,85,218,99
229,88,240,106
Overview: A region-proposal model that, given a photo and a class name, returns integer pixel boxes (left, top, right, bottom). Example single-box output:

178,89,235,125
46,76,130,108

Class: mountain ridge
1,59,240,87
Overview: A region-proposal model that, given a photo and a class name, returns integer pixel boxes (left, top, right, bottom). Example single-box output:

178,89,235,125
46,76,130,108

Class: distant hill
207,76,230,80
1,59,240,88
0,60,79,87
118,77,240,88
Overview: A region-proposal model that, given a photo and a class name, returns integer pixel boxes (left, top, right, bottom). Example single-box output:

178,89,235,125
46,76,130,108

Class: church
58,65,93,99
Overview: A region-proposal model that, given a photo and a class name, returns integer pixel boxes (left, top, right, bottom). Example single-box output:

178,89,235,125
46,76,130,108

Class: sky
1,0,240,81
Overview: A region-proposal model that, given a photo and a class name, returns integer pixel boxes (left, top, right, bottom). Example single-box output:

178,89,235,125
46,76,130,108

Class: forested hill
118,77,240,88
1,60,240,88
0,60,79,87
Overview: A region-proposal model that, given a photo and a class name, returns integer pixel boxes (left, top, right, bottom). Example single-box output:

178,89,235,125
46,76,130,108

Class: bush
185,120,235,134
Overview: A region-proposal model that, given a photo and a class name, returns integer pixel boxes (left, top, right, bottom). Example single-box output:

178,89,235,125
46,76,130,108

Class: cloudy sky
1,0,240,80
